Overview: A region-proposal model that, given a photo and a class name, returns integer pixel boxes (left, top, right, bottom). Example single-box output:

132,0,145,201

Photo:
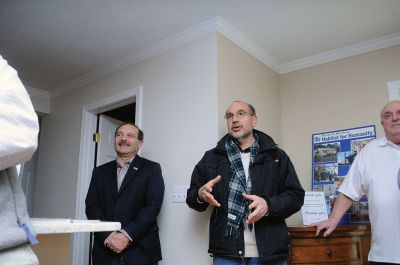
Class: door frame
71,86,143,265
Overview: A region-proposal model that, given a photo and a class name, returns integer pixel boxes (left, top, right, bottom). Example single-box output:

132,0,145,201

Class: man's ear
252,115,258,127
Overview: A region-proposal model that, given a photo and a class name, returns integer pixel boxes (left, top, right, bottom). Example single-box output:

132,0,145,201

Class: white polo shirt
338,137,400,263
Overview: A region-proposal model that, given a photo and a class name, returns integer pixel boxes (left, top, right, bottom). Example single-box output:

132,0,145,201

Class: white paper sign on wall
387,80,400,100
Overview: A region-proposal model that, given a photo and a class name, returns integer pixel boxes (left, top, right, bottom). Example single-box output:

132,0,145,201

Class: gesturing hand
198,175,221,207
243,193,268,224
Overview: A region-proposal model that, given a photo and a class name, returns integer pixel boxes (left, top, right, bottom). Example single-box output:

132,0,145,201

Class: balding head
380,100,400,145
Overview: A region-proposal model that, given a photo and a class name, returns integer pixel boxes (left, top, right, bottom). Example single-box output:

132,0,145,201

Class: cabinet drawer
290,236,361,264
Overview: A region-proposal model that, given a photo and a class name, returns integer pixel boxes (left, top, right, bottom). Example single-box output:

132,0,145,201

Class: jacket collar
109,155,143,199
214,129,278,154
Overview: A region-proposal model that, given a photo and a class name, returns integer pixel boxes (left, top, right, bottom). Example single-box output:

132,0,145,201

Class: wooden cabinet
288,225,371,265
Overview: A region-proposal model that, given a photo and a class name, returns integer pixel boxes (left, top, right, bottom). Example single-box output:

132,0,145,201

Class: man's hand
243,193,268,224
308,193,353,237
106,232,130,253
198,175,221,207
308,218,339,237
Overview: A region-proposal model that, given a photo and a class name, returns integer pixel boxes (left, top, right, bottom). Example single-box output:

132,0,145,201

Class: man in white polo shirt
310,100,400,265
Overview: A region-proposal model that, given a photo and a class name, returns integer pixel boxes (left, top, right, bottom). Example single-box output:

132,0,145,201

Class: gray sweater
0,167,37,250
0,55,40,251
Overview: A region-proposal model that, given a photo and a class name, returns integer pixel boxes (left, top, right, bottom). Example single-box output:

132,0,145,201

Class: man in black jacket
86,123,164,265
187,101,304,265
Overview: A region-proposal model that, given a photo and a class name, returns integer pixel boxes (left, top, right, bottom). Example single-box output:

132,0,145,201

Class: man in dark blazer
85,122,165,265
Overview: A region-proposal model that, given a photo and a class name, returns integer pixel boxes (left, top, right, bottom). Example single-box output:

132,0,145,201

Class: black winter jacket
186,130,304,262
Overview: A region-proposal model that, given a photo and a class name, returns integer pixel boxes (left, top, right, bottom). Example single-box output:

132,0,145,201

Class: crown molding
51,17,220,99
51,16,281,99
280,32,400,74
50,17,400,98
26,86,50,100
215,17,281,73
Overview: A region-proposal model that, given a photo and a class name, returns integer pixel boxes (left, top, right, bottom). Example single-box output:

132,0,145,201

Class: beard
230,128,252,140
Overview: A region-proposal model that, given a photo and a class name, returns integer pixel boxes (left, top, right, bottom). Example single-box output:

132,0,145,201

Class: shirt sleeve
0,55,39,170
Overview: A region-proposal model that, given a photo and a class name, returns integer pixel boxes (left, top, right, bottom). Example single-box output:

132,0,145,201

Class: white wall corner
215,17,281,73
26,86,50,114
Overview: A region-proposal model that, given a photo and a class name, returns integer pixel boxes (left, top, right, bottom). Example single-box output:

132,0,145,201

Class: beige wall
280,44,400,225
32,234,70,265
34,34,218,265
217,34,282,144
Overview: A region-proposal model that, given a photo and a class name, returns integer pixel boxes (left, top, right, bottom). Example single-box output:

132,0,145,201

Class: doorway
95,103,135,167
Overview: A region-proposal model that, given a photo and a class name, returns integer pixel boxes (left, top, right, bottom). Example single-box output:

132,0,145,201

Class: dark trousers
111,256,158,265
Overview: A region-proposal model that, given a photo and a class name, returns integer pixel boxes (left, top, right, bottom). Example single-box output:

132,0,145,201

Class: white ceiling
1,0,400,95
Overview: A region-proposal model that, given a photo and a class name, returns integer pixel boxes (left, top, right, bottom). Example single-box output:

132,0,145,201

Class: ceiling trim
51,17,220,99
49,16,400,98
27,86,50,100
51,16,279,99
280,32,400,74
215,17,281,73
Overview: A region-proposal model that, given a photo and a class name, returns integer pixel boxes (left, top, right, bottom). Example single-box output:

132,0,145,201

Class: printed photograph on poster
313,142,340,163
313,184,335,196
328,195,337,215
338,151,357,165
313,163,338,182
351,137,374,153
334,176,345,192
349,197,369,223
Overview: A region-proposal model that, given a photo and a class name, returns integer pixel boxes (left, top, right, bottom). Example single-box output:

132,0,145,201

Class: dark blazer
85,155,165,265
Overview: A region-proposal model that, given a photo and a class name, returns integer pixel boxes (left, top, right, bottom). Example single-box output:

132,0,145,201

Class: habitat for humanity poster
312,125,376,224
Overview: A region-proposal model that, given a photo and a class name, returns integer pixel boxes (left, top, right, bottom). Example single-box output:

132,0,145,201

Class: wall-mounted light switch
172,185,189,203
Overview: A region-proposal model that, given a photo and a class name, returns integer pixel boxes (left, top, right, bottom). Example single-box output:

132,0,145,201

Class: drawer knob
326,249,333,257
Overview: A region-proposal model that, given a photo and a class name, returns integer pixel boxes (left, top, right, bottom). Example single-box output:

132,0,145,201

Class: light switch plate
172,185,189,203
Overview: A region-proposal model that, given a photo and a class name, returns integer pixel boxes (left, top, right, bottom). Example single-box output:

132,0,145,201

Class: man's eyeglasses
224,110,253,120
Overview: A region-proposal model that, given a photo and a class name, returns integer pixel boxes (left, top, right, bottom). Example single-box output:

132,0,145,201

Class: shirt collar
233,132,259,153
379,137,400,150
116,156,135,168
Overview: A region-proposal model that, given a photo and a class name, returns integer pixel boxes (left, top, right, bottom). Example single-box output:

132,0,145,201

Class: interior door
96,114,123,166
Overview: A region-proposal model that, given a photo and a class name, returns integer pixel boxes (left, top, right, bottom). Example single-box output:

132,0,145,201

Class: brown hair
114,122,144,140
